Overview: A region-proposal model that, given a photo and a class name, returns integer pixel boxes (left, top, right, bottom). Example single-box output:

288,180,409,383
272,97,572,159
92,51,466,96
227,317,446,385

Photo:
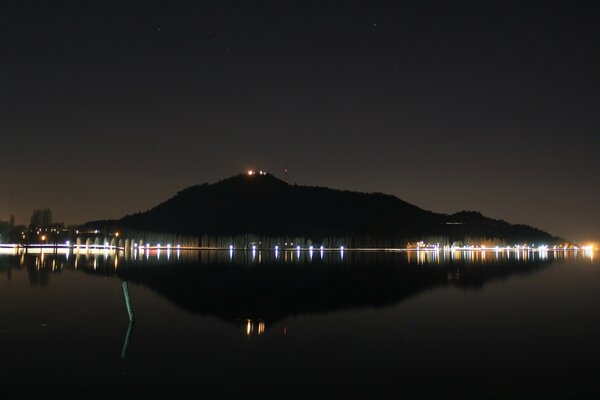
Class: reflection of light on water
582,245,595,261
538,245,549,261
10,244,597,279
245,319,266,336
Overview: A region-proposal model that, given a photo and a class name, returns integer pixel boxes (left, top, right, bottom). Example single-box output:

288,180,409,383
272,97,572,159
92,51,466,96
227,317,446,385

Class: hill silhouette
86,173,561,245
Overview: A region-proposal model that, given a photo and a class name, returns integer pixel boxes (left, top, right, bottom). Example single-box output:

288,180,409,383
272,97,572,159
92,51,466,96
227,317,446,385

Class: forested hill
85,173,561,245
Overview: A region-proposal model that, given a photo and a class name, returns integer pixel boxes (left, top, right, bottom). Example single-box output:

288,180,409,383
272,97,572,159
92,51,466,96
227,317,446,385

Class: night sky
1,1,598,242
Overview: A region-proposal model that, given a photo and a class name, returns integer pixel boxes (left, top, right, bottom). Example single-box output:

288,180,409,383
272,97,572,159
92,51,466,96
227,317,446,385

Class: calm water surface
0,249,598,399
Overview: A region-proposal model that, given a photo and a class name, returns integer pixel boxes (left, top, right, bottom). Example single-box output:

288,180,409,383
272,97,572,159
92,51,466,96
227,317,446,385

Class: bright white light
252,245,256,251
296,245,300,251
229,245,233,250
309,245,313,251
340,246,344,251
275,245,279,250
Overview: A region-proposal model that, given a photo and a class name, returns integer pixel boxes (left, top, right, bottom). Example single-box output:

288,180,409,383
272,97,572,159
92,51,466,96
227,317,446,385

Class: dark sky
1,1,598,242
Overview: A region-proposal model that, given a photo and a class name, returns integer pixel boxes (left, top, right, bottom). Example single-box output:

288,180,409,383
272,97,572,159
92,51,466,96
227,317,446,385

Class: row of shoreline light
0,243,596,253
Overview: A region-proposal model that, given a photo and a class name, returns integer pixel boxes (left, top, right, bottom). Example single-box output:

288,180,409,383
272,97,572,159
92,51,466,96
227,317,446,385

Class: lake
0,248,598,399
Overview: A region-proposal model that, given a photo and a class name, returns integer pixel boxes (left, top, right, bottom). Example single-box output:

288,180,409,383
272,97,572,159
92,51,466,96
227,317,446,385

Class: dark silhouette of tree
30,208,53,229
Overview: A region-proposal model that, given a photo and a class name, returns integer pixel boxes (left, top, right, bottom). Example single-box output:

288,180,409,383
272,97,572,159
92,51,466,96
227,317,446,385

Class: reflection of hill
115,256,552,324
0,252,554,324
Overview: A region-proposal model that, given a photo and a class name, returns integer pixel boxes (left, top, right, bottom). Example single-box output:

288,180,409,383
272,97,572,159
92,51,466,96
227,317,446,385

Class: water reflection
1,248,594,337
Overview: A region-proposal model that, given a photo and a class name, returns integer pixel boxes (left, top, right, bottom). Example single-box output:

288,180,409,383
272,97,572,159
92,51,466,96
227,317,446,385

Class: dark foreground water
0,249,598,399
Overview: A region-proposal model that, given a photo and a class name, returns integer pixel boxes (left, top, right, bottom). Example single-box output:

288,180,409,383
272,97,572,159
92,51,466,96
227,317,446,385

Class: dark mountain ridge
86,173,562,245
